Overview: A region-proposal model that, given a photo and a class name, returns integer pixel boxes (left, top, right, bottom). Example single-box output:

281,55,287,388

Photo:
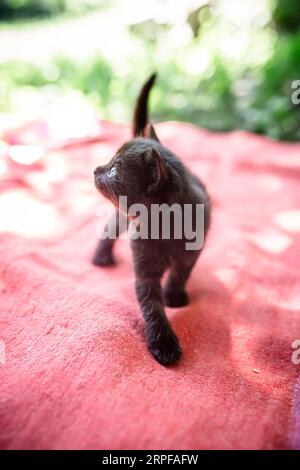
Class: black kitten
93,74,211,366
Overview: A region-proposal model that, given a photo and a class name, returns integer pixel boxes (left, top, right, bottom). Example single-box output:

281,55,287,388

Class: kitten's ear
136,129,145,138
145,124,160,142
145,148,168,194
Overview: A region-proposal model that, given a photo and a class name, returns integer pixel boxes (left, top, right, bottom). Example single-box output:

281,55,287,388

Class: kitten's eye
107,166,117,178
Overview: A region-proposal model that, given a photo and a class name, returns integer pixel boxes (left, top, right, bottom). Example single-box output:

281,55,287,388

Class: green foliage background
1,0,300,141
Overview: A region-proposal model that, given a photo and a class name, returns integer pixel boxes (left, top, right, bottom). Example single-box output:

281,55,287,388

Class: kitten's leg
92,210,127,266
131,240,181,365
163,253,199,308
135,275,182,365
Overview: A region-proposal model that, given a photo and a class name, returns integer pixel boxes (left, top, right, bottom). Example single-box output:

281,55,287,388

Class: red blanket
0,120,299,449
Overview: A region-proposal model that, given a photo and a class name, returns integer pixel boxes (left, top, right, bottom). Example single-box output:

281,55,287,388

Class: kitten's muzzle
94,166,106,188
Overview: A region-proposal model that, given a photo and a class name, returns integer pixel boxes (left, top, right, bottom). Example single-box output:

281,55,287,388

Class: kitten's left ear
145,124,160,142
145,148,168,194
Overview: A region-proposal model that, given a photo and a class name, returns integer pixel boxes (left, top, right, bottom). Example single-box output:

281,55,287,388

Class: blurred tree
0,0,98,20
0,0,65,19
247,31,300,140
187,3,210,38
273,0,300,33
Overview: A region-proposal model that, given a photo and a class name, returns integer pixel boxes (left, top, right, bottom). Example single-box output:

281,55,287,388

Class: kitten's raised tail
132,73,156,137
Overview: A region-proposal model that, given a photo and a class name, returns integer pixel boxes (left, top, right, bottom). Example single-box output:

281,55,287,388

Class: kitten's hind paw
163,290,189,308
92,251,115,267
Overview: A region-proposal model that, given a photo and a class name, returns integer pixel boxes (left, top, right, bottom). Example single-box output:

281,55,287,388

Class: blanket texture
0,120,299,449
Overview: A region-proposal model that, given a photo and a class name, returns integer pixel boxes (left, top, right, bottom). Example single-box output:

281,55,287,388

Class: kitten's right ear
145,124,160,142
144,147,168,194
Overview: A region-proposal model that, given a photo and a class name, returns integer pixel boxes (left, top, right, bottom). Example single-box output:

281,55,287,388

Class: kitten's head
94,138,170,208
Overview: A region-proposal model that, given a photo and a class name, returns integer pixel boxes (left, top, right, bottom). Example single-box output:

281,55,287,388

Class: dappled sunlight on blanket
249,229,292,254
0,190,64,238
274,210,300,233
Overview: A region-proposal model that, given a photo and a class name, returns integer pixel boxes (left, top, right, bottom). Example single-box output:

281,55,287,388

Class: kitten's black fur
93,74,211,366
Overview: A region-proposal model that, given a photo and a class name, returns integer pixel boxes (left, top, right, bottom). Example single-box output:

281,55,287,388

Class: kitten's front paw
147,328,182,366
164,290,189,308
92,251,115,267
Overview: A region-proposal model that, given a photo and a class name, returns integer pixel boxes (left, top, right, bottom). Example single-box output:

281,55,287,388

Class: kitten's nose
94,166,104,176
94,166,105,187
